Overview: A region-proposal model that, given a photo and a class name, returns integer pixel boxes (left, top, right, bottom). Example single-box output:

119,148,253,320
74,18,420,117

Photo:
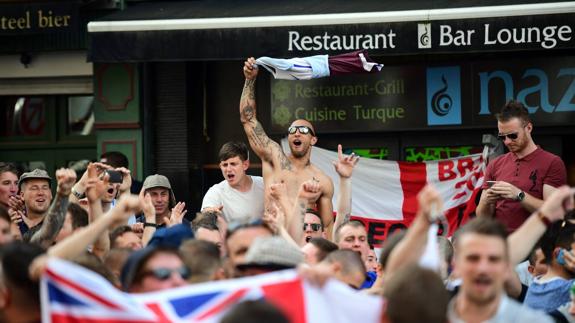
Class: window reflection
0,97,46,137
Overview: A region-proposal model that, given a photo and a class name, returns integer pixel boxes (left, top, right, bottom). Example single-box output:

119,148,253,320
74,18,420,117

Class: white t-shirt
201,176,265,223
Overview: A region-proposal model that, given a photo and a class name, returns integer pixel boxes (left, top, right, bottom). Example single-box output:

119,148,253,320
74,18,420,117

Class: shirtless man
240,57,334,234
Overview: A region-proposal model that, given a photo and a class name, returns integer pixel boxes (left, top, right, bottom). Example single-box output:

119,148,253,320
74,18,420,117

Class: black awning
88,0,575,62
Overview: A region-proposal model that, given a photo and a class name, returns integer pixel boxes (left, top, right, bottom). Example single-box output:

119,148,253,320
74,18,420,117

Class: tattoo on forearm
31,195,69,247
299,202,306,220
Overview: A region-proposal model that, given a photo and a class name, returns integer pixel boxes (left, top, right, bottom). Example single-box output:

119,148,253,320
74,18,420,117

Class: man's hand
481,188,501,204
539,185,574,222
85,164,108,203
490,181,522,200
164,202,187,227
416,185,444,222
333,144,359,179
73,162,110,192
298,180,322,203
263,201,285,234
243,57,258,80
8,195,24,213
116,167,132,194
56,168,77,196
140,193,156,222
270,182,289,202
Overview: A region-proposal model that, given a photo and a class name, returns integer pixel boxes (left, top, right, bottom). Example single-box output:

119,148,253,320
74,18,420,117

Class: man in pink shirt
476,100,566,232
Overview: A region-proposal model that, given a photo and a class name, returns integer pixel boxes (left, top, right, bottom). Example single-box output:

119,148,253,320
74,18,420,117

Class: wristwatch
516,191,525,202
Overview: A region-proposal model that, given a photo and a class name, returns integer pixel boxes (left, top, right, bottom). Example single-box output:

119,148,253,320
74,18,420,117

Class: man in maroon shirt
476,101,566,232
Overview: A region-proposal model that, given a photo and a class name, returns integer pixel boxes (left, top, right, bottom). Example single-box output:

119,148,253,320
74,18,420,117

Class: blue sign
426,66,462,125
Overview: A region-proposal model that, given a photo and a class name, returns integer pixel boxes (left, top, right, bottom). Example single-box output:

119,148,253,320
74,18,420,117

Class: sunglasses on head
303,223,322,232
497,132,518,141
288,125,315,136
142,266,190,281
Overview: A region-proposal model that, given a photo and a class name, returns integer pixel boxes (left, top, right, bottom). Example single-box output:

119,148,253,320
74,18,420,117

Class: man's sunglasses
141,266,191,281
288,126,315,136
303,223,322,232
497,132,519,141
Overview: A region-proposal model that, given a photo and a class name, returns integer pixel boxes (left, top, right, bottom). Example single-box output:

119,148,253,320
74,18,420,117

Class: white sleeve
201,184,222,210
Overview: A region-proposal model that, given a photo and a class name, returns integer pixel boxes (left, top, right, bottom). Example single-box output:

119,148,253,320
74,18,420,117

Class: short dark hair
179,240,222,283
192,213,219,234
0,162,19,177
220,300,289,323
305,209,323,226
384,265,449,323
334,220,365,243
67,203,88,230
379,230,406,270
308,237,338,262
109,226,134,249
541,221,575,265
322,249,366,275
100,151,129,168
455,217,508,258
218,142,249,162
496,100,531,125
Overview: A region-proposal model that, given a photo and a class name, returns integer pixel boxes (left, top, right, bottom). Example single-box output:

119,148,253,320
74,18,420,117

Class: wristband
536,210,552,228
71,187,85,199
144,222,157,228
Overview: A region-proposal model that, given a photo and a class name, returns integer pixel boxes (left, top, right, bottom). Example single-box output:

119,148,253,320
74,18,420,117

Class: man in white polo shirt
202,142,264,223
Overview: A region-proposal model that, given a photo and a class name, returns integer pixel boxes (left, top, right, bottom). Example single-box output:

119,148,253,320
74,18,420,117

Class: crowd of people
0,60,572,323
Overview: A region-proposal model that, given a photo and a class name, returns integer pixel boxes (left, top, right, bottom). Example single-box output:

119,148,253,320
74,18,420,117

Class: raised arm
240,58,286,166
507,185,573,265
331,144,359,241
48,195,141,260
30,168,76,248
385,185,443,277
83,164,109,259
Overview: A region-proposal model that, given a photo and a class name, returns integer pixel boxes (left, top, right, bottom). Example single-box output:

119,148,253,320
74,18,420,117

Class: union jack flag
41,259,382,323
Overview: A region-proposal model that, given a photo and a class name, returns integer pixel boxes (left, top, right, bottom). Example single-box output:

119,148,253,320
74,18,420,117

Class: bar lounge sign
0,3,76,34
283,13,575,55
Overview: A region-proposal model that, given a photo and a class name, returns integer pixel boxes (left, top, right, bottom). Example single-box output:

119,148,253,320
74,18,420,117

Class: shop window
0,97,47,138
67,96,94,136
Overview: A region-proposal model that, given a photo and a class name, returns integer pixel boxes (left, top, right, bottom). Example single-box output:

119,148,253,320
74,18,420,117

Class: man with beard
240,58,334,235
477,101,566,232
449,217,552,322
202,141,264,223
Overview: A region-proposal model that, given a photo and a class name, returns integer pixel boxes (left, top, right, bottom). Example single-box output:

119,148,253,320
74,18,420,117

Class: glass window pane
0,96,47,137
67,96,94,136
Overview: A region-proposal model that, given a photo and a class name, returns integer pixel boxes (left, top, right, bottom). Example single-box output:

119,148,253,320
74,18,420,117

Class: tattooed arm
31,168,77,248
240,57,287,167
331,145,359,241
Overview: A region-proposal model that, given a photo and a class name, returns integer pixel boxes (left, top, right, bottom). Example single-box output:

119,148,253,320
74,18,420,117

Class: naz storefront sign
269,56,575,133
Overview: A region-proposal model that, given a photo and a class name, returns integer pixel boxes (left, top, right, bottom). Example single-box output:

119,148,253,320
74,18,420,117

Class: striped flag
41,258,383,323
282,140,485,245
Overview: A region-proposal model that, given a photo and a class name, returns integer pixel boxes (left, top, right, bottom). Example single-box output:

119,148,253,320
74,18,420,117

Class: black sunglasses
303,223,322,232
288,126,315,136
497,132,518,141
142,266,191,281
